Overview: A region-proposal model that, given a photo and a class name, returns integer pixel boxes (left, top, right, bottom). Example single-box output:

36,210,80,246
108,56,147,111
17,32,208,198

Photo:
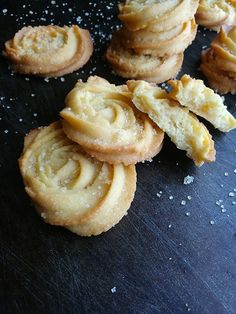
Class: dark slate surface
0,1,236,313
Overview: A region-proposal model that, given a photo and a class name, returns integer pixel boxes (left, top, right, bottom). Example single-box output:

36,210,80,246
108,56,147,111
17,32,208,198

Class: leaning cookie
19,121,137,237
168,75,236,132
127,80,216,166
105,37,183,83
196,0,236,31
3,25,93,77
60,76,164,165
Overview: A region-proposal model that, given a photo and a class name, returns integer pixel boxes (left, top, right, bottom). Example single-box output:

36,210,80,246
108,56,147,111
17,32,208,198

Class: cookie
60,76,164,165
105,36,183,83
196,0,236,31
118,19,197,57
19,121,137,237
3,25,93,77
201,26,236,94
118,0,199,32
169,74,236,132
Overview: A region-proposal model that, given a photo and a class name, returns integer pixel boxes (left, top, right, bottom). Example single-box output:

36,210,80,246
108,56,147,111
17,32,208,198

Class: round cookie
105,36,183,83
118,0,199,32
196,0,236,31
117,19,197,57
3,25,93,77
60,76,164,164
19,121,137,237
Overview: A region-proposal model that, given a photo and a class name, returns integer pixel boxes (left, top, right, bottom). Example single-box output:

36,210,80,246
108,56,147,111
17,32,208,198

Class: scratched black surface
0,1,236,313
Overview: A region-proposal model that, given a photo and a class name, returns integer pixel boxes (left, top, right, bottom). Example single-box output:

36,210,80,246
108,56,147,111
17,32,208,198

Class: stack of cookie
106,0,199,83
19,75,236,237
196,0,236,31
201,26,236,94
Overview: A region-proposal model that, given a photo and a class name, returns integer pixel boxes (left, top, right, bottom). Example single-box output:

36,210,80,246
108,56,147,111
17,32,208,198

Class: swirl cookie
3,25,93,77
118,0,199,32
196,0,236,31
127,80,216,166
169,75,236,132
19,121,137,237
60,76,164,164
117,19,197,57
201,26,236,94
105,37,183,83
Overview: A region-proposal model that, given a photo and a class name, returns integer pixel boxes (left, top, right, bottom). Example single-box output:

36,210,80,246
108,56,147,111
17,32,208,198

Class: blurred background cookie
201,26,236,94
196,0,236,31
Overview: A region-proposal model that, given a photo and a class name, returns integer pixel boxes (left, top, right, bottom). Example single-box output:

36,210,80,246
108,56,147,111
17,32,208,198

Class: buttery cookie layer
19,121,137,236
3,25,93,77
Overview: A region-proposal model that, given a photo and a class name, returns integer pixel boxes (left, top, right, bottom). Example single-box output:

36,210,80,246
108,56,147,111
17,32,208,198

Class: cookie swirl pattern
196,0,236,31
60,76,164,165
3,25,93,77
19,122,137,236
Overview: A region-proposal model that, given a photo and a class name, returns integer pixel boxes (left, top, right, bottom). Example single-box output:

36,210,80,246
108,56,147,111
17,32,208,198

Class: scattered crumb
183,175,194,185
111,287,116,293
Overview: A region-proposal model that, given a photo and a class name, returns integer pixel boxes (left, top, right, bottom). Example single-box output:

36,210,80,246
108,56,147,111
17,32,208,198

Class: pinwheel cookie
3,25,93,77
169,75,236,132
60,76,164,165
201,26,236,94
118,0,199,32
19,122,136,237
117,19,197,57
127,80,216,166
196,0,236,31
105,37,183,82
